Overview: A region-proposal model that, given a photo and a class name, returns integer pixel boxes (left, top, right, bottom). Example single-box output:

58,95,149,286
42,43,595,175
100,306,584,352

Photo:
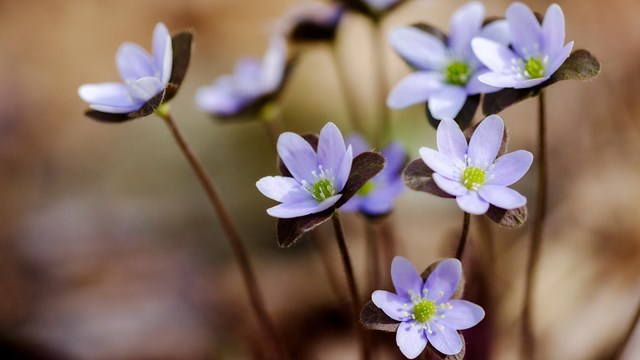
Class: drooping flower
419,115,533,215
195,36,288,118
371,257,484,358
273,2,345,42
387,2,509,127
257,122,353,218
79,23,192,121
341,134,405,216
471,2,573,89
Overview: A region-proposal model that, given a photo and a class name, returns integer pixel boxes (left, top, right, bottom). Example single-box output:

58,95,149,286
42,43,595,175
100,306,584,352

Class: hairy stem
522,90,547,360
455,212,471,261
331,212,370,360
159,111,285,360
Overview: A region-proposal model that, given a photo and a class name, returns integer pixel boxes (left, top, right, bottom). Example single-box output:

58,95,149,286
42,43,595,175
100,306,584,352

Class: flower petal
266,194,341,218
194,81,247,116
471,38,518,73
442,299,485,330
488,150,533,186
391,256,423,298
427,86,467,120
387,72,444,109
128,76,163,103
382,142,406,176
78,82,134,108
396,321,428,359
277,132,319,184
512,76,549,89
318,122,347,176
477,71,520,88
424,258,461,303
478,20,510,47
506,2,542,59
448,1,484,58
541,4,565,57
426,324,462,355
346,134,370,157
466,69,503,95
152,22,172,86
477,184,526,210
432,173,466,197
389,26,447,71
256,176,307,202
436,118,467,164
116,42,156,84
261,36,287,93
335,145,353,192
372,290,412,322
360,179,404,215
456,191,489,215
419,147,459,179
468,114,503,165
545,41,574,79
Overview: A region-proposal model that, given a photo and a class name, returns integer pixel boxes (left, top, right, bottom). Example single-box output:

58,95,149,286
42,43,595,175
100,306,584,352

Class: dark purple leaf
427,95,479,131
360,300,400,332
403,159,454,198
335,151,385,208
485,205,528,228
276,208,334,247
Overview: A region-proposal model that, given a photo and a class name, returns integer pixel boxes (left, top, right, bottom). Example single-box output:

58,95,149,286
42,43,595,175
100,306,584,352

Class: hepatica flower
79,23,192,122
472,2,573,89
372,257,484,358
387,2,509,126
341,134,405,216
195,36,288,118
420,115,533,215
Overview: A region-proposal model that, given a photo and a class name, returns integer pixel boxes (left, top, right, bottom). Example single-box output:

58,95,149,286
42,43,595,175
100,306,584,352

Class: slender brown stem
331,212,370,360
613,298,640,359
455,212,471,260
310,230,346,306
159,110,285,360
364,220,381,294
332,44,365,135
371,20,391,148
522,90,547,360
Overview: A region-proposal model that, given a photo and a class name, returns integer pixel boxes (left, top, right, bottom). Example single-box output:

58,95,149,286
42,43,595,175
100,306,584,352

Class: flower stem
371,19,391,148
331,211,370,360
612,299,640,359
332,44,365,135
455,212,471,261
522,90,547,360
158,110,285,360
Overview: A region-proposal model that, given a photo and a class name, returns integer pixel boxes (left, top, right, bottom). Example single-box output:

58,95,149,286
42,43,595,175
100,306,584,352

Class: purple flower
78,23,172,114
387,2,510,120
256,122,353,218
471,2,574,89
420,115,533,215
341,135,405,216
273,2,344,42
372,257,484,358
195,37,287,117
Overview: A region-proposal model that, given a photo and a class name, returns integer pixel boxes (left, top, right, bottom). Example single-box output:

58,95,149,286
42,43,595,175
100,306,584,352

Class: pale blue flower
419,115,533,215
387,2,510,119
78,23,172,114
341,135,405,216
195,37,287,117
372,257,484,358
256,122,353,218
471,2,574,89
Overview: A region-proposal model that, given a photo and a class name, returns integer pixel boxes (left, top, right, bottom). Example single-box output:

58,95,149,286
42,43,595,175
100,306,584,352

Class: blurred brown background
0,0,639,359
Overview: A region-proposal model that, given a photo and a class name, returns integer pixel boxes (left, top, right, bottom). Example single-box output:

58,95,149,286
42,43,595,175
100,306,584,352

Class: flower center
311,178,335,201
444,61,471,86
462,166,486,190
413,299,437,323
357,180,375,196
524,57,545,79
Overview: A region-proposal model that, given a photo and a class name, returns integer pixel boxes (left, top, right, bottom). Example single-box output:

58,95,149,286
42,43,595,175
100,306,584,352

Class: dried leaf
359,300,400,332
335,151,386,208
276,208,334,247
485,205,528,228
403,159,453,198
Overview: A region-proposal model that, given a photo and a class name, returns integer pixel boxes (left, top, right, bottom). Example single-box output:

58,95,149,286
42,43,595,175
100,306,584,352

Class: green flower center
413,299,437,323
462,166,486,190
444,61,471,86
524,57,545,79
357,180,375,196
311,178,335,201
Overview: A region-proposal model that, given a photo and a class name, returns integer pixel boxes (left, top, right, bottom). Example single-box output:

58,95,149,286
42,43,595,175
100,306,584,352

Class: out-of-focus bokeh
0,0,638,359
